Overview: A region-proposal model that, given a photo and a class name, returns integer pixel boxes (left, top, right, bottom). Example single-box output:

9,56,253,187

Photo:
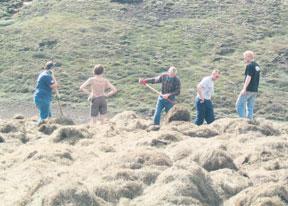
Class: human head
44,61,55,70
168,66,177,77
243,50,255,64
211,69,220,81
94,64,104,75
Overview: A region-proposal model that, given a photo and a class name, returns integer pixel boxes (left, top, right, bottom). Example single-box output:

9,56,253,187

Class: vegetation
0,0,287,120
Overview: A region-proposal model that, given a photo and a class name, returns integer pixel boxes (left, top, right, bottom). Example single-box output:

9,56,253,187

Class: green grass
0,0,287,120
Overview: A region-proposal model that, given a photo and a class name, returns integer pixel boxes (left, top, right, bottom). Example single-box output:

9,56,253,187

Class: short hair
44,61,54,70
94,64,104,75
243,50,255,60
168,66,177,74
212,69,220,74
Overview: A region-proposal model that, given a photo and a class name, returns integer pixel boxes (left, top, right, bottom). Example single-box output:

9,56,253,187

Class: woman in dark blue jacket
34,61,58,125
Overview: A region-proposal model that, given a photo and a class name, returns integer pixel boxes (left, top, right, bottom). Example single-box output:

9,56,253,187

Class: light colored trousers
236,92,257,120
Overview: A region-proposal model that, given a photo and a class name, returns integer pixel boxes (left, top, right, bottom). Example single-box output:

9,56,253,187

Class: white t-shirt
197,76,214,100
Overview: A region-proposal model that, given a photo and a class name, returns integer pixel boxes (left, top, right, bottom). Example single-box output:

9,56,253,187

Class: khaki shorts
90,96,107,117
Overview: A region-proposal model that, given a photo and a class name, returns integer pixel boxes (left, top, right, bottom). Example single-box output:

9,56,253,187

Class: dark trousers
194,97,215,126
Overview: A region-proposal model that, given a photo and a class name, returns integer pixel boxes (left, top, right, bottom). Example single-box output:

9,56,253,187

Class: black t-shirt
245,61,260,92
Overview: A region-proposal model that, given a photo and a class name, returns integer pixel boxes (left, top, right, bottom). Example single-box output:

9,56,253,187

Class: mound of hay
93,181,143,203
13,114,24,120
165,106,191,124
51,117,75,125
110,111,149,131
38,124,57,135
138,131,184,148
226,182,288,206
192,149,237,171
131,162,220,206
4,132,29,144
111,111,137,122
210,169,252,199
118,150,172,170
211,118,280,136
53,126,92,145
104,169,161,186
184,126,219,138
43,184,103,206
0,135,4,143
0,123,17,133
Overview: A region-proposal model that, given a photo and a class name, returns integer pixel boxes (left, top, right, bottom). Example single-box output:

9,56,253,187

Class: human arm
50,70,58,90
240,75,252,96
79,78,91,95
139,74,163,85
105,80,117,97
196,83,205,103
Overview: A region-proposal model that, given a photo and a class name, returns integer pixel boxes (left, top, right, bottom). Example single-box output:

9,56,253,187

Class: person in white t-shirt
194,70,220,125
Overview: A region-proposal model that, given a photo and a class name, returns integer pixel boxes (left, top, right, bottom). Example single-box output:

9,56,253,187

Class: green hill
0,0,287,120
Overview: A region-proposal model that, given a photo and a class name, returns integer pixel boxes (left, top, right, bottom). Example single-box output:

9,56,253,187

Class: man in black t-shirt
236,51,260,120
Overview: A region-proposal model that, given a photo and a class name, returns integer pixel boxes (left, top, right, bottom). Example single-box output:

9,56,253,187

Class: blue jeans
236,92,257,120
153,96,174,125
34,98,52,123
194,97,215,126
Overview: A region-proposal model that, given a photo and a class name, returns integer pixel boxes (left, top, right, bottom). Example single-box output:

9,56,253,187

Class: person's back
34,70,53,101
80,64,117,124
89,76,109,98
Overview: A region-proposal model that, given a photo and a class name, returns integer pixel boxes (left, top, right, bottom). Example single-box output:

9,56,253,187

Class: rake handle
145,83,175,105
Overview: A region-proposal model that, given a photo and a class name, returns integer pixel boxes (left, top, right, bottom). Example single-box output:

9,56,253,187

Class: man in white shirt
194,70,220,125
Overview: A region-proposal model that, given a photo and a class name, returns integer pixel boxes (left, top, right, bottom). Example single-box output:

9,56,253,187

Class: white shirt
197,76,214,100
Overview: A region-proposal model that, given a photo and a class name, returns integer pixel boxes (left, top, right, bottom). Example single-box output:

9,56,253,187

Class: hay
192,149,237,171
94,181,143,203
43,184,103,206
210,169,252,199
165,105,191,124
183,126,219,138
0,135,4,143
53,126,92,145
119,150,172,169
226,182,288,206
13,114,24,120
0,123,17,133
38,124,57,135
51,117,75,125
131,162,220,206
111,111,150,131
1,114,288,206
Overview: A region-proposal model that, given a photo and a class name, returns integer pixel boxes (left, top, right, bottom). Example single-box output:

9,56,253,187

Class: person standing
194,70,220,126
34,61,58,125
139,66,181,125
80,64,117,124
236,51,260,120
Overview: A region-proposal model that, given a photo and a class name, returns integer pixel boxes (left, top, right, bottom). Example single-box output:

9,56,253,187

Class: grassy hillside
0,0,287,120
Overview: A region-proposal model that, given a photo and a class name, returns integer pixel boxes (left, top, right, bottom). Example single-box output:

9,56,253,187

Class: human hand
162,94,170,99
200,98,205,103
139,78,147,85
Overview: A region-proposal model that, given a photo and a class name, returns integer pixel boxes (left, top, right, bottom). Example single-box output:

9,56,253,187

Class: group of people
34,50,260,126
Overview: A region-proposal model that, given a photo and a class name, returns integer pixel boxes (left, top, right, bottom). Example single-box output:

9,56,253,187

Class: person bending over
139,66,181,125
195,70,220,126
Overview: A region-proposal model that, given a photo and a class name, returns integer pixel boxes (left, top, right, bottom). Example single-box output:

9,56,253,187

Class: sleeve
43,75,54,87
145,74,163,84
246,64,254,76
199,77,208,88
